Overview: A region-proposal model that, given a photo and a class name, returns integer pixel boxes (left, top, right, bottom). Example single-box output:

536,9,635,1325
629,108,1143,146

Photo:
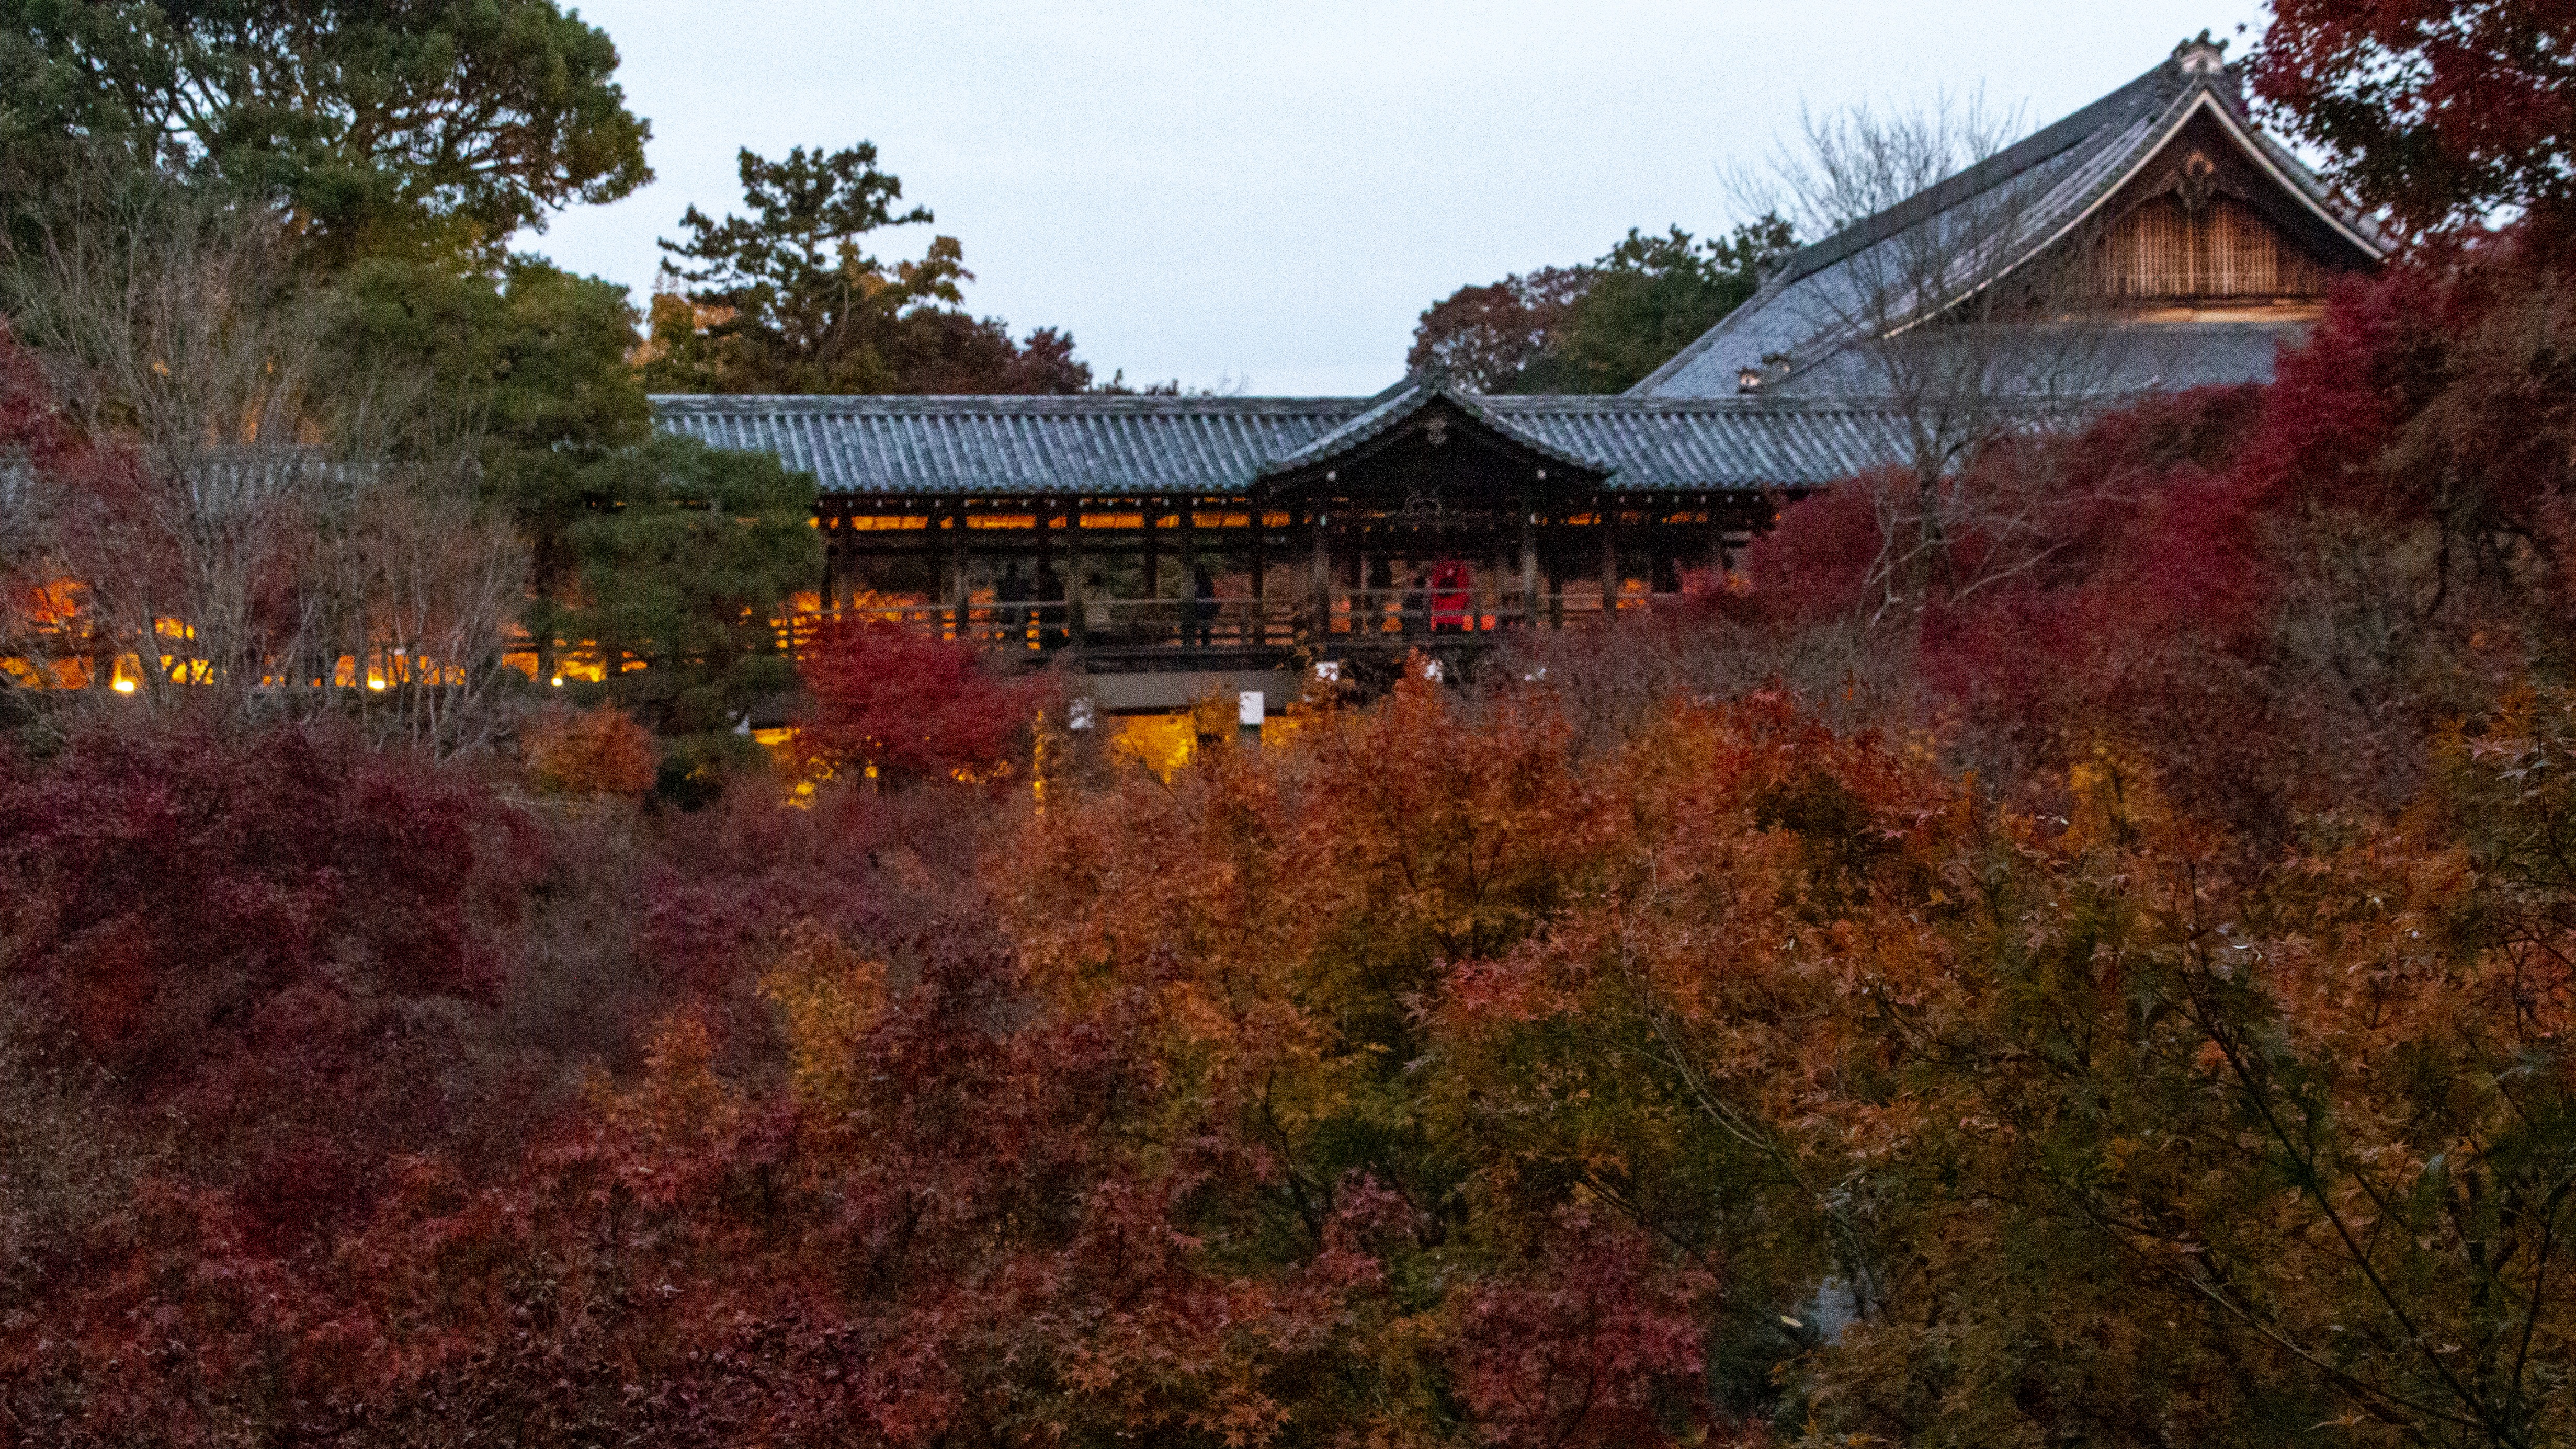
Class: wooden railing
784,587,1681,658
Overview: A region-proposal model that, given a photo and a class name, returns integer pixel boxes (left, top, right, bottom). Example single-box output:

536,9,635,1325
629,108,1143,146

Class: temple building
1631,31,2387,400
654,34,2386,713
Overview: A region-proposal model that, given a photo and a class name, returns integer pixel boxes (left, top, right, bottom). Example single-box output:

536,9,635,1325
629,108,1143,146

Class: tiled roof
1763,316,2316,397
1488,397,1912,487
1630,42,2389,400
651,394,1356,498
650,391,1909,497
1258,374,1603,478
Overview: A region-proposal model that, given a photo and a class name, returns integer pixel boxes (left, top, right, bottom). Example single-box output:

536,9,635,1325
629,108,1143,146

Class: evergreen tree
1409,216,1796,394
644,143,1099,394
333,254,819,734
0,0,651,265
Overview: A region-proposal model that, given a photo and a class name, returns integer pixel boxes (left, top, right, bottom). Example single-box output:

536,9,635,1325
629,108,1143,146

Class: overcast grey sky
533,2,2273,395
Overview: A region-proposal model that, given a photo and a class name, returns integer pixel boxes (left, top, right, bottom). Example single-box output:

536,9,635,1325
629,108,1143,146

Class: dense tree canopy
314,253,823,734
1405,264,1590,393
1409,218,1795,393
0,0,652,263
0,2,816,747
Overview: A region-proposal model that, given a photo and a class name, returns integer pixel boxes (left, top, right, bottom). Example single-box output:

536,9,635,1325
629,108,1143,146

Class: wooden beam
1248,500,1267,648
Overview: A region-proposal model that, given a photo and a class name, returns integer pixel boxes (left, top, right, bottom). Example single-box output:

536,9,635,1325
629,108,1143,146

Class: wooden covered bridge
653,35,2385,714
655,378,1904,708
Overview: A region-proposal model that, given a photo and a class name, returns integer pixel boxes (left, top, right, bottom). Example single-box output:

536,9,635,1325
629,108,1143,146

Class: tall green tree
333,255,819,733
1551,220,1797,391
554,434,816,734
644,142,1099,394
1409,218,1797,394
0,0,651,263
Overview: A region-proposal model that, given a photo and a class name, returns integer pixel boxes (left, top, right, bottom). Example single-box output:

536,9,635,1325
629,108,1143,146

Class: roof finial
2175,29,2228,78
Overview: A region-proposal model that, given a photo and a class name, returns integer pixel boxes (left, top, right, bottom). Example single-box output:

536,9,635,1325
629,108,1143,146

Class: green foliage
1541,219,1798,393
552,433,818,733
1409,216,1796,394
330,255,818,729
0,0,650,264
643,142,1099,394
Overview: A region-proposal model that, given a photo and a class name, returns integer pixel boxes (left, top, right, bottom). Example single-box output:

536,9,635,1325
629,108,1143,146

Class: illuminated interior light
112,678,137,694
550,676,565,687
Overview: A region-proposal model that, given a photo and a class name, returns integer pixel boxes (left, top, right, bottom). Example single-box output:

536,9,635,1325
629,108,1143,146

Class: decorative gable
2094,192,2336,299
2081,105,2374,304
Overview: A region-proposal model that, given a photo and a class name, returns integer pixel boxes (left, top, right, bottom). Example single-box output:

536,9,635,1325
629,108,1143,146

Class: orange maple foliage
521,702,661,796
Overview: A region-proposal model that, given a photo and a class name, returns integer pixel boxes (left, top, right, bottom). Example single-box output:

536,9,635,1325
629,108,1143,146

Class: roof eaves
1706,72,2388,391
1439,386,1609,473
1627,61,2183,401
1256,377,1431,473
646,392,1372,419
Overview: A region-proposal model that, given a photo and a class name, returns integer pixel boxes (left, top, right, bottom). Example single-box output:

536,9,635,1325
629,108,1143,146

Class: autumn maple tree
10,4,2576,1445
795,619,1054,785
2256,0,2576,241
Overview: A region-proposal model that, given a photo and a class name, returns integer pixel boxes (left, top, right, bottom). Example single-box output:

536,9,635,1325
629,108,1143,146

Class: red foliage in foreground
0,720,541,1296
9,244,2576,1449
0,722,521,1088
796,620,1054,784
1721,240,2576,836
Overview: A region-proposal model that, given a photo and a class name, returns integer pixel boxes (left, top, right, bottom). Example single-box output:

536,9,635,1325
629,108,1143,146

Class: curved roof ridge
1257,374,1599,477
1766,54,2187,293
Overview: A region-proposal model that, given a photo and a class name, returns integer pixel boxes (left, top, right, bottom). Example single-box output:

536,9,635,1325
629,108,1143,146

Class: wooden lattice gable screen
2095,193,2334,299
2085,109,2368,303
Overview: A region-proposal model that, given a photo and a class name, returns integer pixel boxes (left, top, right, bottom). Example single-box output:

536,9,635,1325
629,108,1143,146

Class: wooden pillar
1138,501,1159,610
1310,508,1331,639
954,505,976,643
1181,498,1198,652
1036,506,1059,651
1519,505,1540,628
939,504,961,640
820,511,843,617
1248,499,1267,648
1598,498,1619,617
1069,503,1089,652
